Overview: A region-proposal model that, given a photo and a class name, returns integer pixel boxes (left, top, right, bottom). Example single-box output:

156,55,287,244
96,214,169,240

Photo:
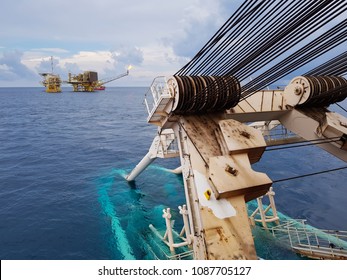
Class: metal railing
144,76,171,117
268,219,347,259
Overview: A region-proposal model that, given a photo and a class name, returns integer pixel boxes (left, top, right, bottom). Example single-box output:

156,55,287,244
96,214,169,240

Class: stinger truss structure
126,0,347,260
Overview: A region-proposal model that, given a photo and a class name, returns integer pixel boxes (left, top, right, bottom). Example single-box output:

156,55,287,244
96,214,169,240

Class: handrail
144,76,171,118
267,219,347,259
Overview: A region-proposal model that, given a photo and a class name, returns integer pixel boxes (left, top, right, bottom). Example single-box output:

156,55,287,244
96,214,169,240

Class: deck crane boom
94,70,130,90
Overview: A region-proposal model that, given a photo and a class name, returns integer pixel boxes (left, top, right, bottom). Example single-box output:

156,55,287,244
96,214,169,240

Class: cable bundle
175,0,347,104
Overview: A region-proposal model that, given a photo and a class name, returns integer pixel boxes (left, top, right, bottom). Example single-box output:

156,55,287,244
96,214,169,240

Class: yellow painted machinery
40,73,62,93
66,71,99,92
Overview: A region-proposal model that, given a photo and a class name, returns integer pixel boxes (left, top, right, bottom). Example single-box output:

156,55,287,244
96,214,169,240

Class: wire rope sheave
168,75,241,114
284,75,347,107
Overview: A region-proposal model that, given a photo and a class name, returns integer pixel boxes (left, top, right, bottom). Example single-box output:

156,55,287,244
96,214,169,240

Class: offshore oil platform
39,56,62,93
39,57,130,92
66,67,130,92
126,0,347,260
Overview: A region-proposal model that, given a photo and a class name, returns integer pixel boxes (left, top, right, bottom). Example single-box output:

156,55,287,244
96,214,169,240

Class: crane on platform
94,66,131,90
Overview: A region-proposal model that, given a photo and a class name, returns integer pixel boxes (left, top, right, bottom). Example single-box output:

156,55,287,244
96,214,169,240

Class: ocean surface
0,87,346,260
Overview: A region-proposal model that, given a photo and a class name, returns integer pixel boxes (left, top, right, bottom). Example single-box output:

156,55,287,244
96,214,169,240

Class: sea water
0,87,346,260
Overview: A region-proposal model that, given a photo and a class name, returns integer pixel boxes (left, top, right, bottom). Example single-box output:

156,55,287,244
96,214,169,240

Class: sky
0,0,239,87
1,1,346,88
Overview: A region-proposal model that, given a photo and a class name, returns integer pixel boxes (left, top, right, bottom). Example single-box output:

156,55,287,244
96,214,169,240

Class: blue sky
0,0,237,87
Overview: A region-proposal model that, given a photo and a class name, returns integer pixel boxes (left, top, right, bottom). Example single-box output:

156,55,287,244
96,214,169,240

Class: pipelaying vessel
125,0,347,260
126,75,347,260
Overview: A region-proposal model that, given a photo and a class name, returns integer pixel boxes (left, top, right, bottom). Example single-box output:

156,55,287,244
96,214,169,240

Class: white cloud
162,0,238,59
0,50,38,81
2,0,216,86
60,51,112,72
31,48,70,54
17,44,182,86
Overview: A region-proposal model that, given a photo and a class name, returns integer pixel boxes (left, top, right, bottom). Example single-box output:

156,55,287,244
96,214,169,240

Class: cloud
62,62,82,75
111,46,144,70
60,51,112,72
162,0,238,59
35,56,68,77
31,48,70,54
28,48,146,83
0,50,37,81
1,0,238,86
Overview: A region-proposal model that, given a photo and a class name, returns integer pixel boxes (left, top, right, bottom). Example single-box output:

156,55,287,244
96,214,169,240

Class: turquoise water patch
96,165,186,260
97,166,346,260
97,169,135,260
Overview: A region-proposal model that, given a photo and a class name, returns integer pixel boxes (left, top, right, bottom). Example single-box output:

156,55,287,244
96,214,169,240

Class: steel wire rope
319,63,347,76
189,0,274,76
174,0,347,110
241,32,347,98
176,0,345,81
241,17,347,93
241,44,347,100
176,0,256,75
215,3,343,80
272,166,347,183
179,0,304,76
265,138,343,151
176,0,253,75
213,0,311,76
214,1,334,77
177,1,312,108
308,62,347,76
185,1,270,76
198,0,297,76
234,0,346,80
177,1,312,109
305,51,347,76
240,22,347,99
336,103,347,113
212,0,315,76
189,0,280,76
205,0,305,76
307,53,347,75
235,0,347,81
